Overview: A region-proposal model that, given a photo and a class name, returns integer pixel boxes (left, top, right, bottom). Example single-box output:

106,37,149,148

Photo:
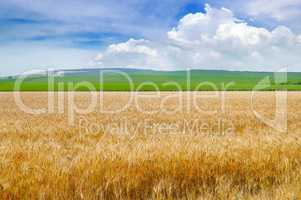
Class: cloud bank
94,4,301,71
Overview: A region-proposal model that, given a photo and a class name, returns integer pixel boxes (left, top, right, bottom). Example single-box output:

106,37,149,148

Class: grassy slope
0,69,301,91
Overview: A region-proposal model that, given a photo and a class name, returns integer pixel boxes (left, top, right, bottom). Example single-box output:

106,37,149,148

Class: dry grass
0,92,301,199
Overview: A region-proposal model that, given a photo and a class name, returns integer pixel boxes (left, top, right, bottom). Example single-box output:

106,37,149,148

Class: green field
1,69,301,91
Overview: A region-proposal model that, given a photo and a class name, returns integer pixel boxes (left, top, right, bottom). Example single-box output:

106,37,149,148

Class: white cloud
94,4,301,71
107,39,158,57
94,39,172,69
247,0,301,21
167,4,236,46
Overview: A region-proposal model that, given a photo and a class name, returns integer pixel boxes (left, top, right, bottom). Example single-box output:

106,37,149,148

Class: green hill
1,68,301,91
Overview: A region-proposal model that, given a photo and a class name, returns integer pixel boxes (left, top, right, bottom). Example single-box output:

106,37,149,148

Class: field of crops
1,69,301,91
0,92,301,199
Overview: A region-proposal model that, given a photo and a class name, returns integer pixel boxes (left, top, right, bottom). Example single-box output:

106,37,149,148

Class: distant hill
1,68,301,91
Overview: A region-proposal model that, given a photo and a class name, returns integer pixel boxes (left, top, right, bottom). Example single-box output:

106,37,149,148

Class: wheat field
0,92,301,199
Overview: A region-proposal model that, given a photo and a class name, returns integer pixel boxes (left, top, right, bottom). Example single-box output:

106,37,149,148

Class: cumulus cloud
94,39,171,69
107,39,158,57
94,4,301,71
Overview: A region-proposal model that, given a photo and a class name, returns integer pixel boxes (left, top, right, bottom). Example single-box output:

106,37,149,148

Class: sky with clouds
1,0,301,75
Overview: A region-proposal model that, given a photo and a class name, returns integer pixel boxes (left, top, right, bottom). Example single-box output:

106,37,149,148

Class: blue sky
1,0,301,75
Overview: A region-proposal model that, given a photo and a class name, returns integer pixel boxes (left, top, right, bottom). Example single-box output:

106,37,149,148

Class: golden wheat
0,92,301,199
